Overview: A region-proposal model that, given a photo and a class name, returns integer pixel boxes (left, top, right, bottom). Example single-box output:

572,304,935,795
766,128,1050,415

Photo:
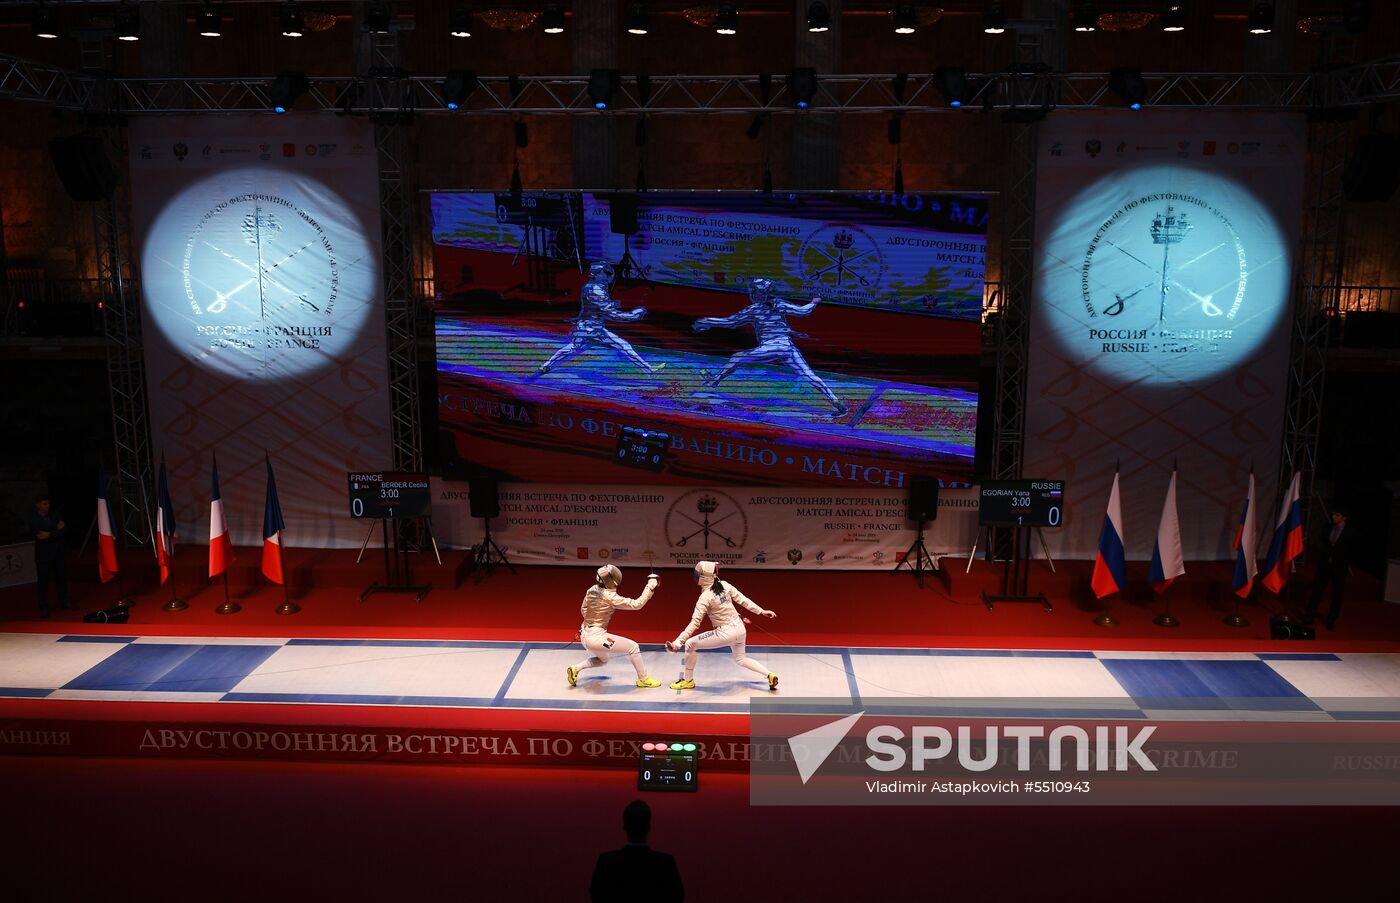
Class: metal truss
6,54,1399,115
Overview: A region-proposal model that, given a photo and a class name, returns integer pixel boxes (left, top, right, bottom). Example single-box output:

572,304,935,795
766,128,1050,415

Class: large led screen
432,192,986,487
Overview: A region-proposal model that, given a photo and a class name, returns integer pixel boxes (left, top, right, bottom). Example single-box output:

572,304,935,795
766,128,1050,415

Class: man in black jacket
1303,507,1354,631
26,494,73,618
590,800,682,902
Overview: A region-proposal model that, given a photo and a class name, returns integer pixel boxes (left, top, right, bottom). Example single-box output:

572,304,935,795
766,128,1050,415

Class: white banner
1026,113,1305,560
0,543,37,588
129,117,390,548
436,484,980,570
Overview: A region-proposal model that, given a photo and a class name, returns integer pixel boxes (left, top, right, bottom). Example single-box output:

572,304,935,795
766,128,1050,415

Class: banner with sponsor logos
435,484,979,570
129,116,390,548
1026,113,1304,560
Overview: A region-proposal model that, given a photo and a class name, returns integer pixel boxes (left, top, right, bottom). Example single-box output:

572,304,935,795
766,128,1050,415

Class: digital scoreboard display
616,427,670,472
637,740,699,793
979,480,1065,528
347,472,432,519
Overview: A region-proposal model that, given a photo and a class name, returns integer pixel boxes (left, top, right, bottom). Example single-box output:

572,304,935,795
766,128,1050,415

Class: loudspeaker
83,605,130,624
469,477,500,520
1343,133,1400,202
907,476,939,522
1269,615,1314,640
610,194,639,235
48,135,117,202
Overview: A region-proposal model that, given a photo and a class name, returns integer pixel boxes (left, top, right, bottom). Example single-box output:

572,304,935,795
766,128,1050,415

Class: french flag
1261,471,1304,593
96,465,119,583
261,456,286,585
1231,472,1259,598
208,455,235,578
155,458,177,585
1149,469,1185,593
1091,471,1127,599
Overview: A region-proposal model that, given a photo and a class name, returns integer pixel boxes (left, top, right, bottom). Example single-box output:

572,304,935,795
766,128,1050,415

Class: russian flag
261,456,285,585
1091,471,1127,599
155,458,177,585
1149,469,1185,593
1261,471,1304,593
96,465,119,583
208,455,235,578
1231,473,1259,598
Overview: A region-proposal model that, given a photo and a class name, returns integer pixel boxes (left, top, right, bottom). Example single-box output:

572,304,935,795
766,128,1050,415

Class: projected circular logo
664,490,748,553
798,223,886,297
1039,165,1289,386
142,168,377,381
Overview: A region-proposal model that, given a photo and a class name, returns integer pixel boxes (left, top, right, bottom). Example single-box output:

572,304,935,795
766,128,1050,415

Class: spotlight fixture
450,2,473,38
716,3,738,35
271,71,309,114
1108,67,1146,110
1247,1,1274,34
983,1,1007,34
365,1,391,34
893,4,917,35
1072,1,1098,32
807,2,831,33
788,68,818,109
33,2,59,39
1160,2,1186,32
114,1,140,41
198,2,222,38
443,69,479,110
587,69,621,110
745,112,767,140
933,67,966,108
626,1,650,35
542,3,566,34
280,1,304,37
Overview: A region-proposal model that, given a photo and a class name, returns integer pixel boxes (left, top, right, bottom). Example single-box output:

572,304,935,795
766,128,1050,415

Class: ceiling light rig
1160,2,1187,32
1248,1,1275,34
450,2,473,38
542,3,566,34
1073,1,1098,33
626,1,650,35
893,4,917,35
281,1,304,38
716,3,738,36
807,2,831,33
983,1,1007,35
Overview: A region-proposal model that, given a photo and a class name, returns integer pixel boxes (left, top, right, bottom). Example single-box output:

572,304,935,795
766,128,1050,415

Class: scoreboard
616,427,670,472
637,740,699,793
978,480,1065,528
347,472,432,519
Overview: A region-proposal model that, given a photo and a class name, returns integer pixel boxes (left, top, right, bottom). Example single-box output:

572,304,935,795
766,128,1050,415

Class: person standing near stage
26,494,72,618
568,565,664,689
666,560,778,691
1303,506,1355,631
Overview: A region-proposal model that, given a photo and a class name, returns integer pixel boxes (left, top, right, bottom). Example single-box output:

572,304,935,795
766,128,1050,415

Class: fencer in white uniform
665,560,778,691
568,564,664,689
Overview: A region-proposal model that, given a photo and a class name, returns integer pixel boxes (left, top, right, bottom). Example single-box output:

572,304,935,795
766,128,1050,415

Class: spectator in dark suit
26,494,73,618
1303,506,1354,631
590,800,682,903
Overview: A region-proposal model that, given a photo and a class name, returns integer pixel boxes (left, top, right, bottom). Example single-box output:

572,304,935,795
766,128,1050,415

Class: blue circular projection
1036,164,1290,387
140,167,378,381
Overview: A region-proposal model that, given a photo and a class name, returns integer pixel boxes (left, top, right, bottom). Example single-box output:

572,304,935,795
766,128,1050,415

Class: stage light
588,68,620,110
716,3,738,35
893,3,917,34
807,2,831,33
626,1,650,35
271,72,308,114
443,69,479,110
1344,0,1371,34
114,1,139,41
450,2,473,37
1109,67,1146,110
280,1,304,37
1072,1,1097,32
1247,1,1274,34
33,2,59,39
934,67,966,107
983,1,1007,34
198,2,222,37
788,67,818,109
542,3,565,34
365,1,391,34
1160,2,1186,31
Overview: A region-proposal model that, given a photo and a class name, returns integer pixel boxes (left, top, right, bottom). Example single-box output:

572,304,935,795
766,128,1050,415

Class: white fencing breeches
575,630,648,679
682,624,768,680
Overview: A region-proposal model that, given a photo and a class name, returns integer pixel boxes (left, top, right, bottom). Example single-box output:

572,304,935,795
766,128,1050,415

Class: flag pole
275,531,299,615
215,569,239,615
164,543,187,611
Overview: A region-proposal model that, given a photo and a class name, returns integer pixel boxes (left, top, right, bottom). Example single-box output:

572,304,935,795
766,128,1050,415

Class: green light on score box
683,743,696,752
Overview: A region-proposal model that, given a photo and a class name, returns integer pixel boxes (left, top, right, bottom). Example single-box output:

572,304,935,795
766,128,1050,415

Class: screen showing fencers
431,191,986,487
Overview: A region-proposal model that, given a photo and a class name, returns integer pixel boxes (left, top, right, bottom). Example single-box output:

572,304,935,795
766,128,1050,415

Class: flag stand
163,555,187,612
214,571,239,615
1152,595,1179,628
113,563,136,609
1222,592,1249,628
274,535,299,615
1094,606,1118,628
